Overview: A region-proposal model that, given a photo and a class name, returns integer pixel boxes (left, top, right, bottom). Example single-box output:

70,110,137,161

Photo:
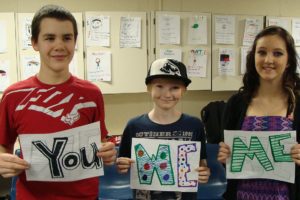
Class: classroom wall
1,0,300,135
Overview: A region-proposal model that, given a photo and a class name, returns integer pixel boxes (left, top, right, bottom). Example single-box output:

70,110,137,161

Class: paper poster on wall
69,53,78,76
119,16,141,48
187,48,207,77
0,60,10,92
0,21,8,53
130,138,200,192
240,46,250,75
218,48,235,76
87,51,111,82
159,15,180,45
21,17,33,49
86,15,110,47
188,15,207,45
296,47,300,73
267,18,290,31
292,19,300,46
242,18,263,46
224,130,296,183
19,122,103,182
159,49,182,61
21,55,40,80
120,16,142,48
215,15,235,44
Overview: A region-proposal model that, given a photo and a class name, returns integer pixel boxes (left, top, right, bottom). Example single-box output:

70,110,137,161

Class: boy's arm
0,144,29,178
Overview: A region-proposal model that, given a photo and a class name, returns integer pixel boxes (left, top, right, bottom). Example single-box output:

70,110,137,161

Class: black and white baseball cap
145,58,192,87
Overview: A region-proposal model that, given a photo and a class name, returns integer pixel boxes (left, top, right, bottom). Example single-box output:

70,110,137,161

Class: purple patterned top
236,116,292,200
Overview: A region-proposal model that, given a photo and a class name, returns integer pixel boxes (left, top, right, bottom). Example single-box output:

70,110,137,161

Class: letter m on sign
134,144,175,185
231,136,274,172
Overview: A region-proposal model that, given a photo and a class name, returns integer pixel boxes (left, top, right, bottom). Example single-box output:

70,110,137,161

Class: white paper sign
21,55,40,80
159,49,182,61
159,15,180,44
296,47,300,73
187,48,207,77
0,21,7,53
86,15,110,47
243,18,263,46
224,130,296,183
292,19,300,46
19,122,103,182
120,16,141,48
21,17,33,49
267,18,290,31
130,138,200,192
188,15,207,45
215,15,235,44
218,48,235,76
87,51,111,82
69,53,78,77
0,60,10,92
240,46,251,75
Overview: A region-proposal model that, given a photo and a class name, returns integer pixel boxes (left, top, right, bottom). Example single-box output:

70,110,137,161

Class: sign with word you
130,138,201,192
224,130,296,183
19,122,103,182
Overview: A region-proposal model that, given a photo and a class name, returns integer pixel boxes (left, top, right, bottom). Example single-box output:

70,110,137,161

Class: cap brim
145,75,191,87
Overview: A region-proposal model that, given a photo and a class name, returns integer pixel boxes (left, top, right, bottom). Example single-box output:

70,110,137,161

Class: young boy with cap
116,58,210,199
0,5,116,200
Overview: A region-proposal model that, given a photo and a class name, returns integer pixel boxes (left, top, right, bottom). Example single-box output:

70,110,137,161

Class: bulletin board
212,14,264,91
0,13,17,93
84,11,148,94
16,12,85,81
153,11,212,91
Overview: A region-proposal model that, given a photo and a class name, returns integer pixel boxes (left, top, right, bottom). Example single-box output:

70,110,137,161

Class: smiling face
148,78,186,111
32,17,76,78
255,34,289,84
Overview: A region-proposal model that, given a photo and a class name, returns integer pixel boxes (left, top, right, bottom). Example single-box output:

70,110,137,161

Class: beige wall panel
0,0,158,12
84,11,148,94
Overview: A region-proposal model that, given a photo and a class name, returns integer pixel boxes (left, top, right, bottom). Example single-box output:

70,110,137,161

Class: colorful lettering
231,136,274,172
269,133,293,162
134,144,175,185
177,143,198,187
32,137,101,178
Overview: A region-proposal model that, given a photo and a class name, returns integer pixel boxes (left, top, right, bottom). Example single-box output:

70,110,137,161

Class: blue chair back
98,147,132,200
10,149,20,200
197,143,227,199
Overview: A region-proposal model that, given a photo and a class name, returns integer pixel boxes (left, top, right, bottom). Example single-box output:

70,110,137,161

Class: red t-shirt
0,75,108,200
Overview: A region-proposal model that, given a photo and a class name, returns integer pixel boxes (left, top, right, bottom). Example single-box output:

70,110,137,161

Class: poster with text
19,122,103,182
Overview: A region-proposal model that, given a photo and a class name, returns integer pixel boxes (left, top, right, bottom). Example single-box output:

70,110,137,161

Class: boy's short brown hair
31,4,78,43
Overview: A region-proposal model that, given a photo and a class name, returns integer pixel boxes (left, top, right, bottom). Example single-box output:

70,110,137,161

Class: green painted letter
231,136,273,172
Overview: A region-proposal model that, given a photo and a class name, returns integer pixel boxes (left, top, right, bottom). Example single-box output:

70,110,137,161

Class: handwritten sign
224,130,296,183
130,138,201,192
19,122,103,182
